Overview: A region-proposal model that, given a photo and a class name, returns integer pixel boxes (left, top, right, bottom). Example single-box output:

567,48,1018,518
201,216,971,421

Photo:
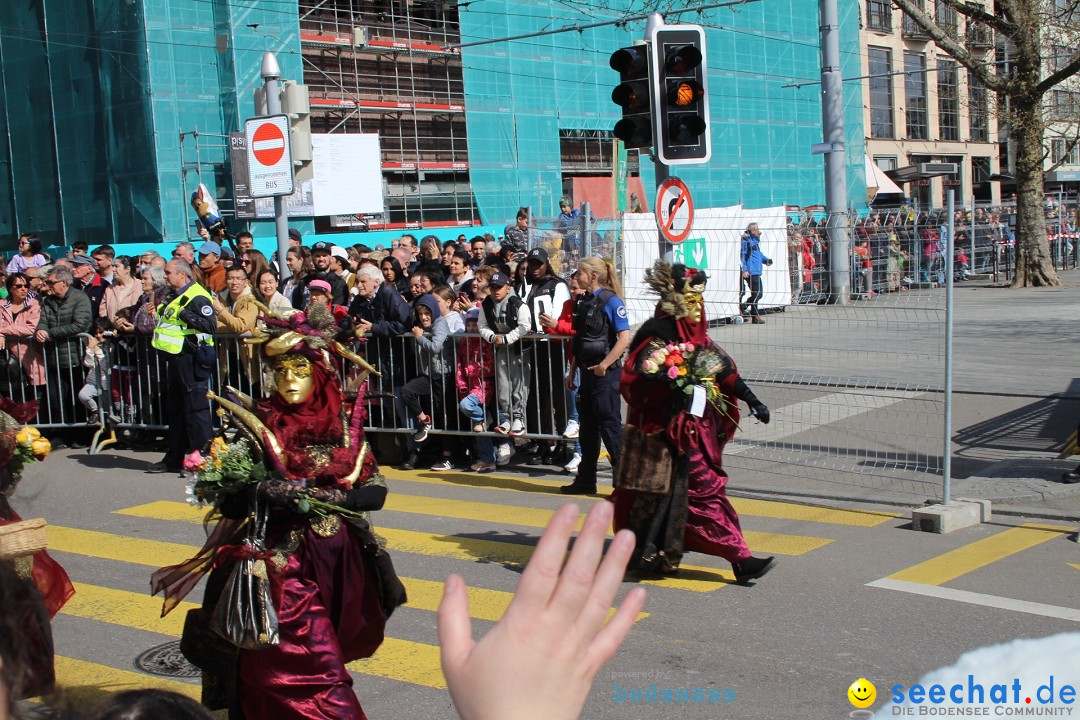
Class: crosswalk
42,466,898,708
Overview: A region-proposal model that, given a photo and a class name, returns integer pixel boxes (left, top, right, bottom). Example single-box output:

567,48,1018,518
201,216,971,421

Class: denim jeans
459,393,495,464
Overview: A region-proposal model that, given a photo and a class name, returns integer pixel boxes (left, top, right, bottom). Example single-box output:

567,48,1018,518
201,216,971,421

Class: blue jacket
740,233,771,275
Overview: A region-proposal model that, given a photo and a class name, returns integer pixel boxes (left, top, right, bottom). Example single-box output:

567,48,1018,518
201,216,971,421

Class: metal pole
820,0,850,304
943,188,954,505
582,201,593,258
262,52,291,281
970,197,975,276
645,12,673,260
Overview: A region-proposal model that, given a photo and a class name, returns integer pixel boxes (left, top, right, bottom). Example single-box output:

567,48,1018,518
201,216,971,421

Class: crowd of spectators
0,219,588,474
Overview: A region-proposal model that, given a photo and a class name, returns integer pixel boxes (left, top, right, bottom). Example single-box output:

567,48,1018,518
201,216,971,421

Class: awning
866,156,904,202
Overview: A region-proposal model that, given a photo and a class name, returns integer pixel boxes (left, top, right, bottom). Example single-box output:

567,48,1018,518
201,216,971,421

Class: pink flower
667,365,679,380
684,343,695,353
183,451,205,473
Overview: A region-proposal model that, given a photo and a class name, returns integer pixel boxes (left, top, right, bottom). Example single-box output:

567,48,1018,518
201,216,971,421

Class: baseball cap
526,247,549,264
308,279,332,294
310,241,333,254
220,245,235,258
198,241,221,256
559,197,571,208
488,272,510,288
330,245,349,261
288,228,303,244
71,254,96,267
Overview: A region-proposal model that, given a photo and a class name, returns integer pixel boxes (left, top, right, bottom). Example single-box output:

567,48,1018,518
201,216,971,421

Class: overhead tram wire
447,0,763,51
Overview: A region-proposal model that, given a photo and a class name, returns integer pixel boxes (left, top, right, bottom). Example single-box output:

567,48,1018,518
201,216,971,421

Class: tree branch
1047,136,1080,173
943,0,1016,35
891,0,1007,92
1036,49,1080,96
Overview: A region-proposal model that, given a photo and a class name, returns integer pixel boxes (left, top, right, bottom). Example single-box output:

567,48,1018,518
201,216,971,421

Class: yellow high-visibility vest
151,283,215,355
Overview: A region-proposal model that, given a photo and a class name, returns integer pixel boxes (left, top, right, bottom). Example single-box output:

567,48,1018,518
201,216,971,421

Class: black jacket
292,270,349,310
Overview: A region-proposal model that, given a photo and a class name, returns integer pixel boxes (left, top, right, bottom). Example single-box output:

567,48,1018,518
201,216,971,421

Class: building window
902,0,929,38
866,0,892,31
972,156,992,202
1051,90,1080,121
936,0,957,36
868,47,894,139
942,155,964,200
874,156,898,172
968,72,988,142
938,59,959,142
1051,139,1080,166
904,52,928,140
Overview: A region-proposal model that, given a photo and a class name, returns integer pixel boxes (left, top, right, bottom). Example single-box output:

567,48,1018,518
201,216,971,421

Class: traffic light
650,25,710,165
609,44,654,150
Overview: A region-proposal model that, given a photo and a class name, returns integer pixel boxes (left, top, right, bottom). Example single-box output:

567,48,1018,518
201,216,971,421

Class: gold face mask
271,355,315,405
683,285,705,324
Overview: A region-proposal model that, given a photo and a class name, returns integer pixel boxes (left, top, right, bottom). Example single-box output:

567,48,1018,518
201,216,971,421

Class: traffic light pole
261,52,292,281
819,0,850,305
647,13,673,259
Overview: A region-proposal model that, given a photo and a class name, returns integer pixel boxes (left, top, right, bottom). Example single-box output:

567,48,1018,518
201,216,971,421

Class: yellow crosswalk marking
118,500,830,559
1070,563,1080,571
887,523,1073,586
382,468,894,526
51,655,199,706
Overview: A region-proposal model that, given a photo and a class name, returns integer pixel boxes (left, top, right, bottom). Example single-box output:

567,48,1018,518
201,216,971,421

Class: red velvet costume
612,264,769,577
153,305,404,720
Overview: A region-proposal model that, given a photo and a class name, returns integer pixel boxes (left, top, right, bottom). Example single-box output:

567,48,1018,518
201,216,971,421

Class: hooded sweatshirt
413,293,453,377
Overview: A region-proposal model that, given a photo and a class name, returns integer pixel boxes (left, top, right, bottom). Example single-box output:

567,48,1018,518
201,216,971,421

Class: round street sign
244,114,294,198
252,122,286,166
655,177,694,244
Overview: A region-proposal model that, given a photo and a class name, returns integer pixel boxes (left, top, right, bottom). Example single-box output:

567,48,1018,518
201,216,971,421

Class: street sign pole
261,52,291,281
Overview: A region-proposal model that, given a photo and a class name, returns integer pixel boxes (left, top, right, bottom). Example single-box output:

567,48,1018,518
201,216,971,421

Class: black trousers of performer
162,353,213,469
526,339,569,439
740,274,764,317
576,365,622,487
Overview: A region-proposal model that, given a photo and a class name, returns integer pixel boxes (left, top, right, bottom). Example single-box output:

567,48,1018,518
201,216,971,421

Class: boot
733,555,776,585
560,480,596,495
400,451,420,471
1063,466,1080,484
751,315,765,324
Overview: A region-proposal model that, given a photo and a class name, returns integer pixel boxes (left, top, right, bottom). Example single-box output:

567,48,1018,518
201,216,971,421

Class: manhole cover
133,641,201,678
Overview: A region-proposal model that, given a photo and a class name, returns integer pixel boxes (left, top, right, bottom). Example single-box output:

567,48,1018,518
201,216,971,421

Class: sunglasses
44,279,62,286
10,283,27,289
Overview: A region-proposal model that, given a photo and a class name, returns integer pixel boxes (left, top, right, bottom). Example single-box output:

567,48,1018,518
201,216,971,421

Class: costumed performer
612,261,777,584
0,397,73,706
152,300,406,720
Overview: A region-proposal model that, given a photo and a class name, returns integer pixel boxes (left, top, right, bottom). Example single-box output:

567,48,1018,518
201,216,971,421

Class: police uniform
153,280,217,471
569,287,630,491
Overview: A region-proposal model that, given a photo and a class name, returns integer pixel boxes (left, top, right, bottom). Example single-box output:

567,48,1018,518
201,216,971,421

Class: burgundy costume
153,306,405,720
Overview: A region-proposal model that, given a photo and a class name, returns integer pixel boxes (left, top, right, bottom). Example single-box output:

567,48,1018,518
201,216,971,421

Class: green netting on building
0,0,303,253
459,0,866,225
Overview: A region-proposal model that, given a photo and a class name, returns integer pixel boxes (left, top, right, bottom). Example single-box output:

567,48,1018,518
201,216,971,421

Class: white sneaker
509,419,526,437
563,452,581,473
495,443,515,466
562,419,580,439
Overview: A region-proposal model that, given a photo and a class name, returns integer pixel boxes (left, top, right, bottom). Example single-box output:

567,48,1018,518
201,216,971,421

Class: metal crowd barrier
0,330,577,455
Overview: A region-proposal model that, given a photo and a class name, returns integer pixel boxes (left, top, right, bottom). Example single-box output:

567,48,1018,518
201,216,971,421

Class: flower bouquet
184,437,364,520
639,340,727,407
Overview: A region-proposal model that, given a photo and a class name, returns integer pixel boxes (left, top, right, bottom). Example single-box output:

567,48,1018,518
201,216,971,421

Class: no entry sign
655,177,694,244
244,115,294,198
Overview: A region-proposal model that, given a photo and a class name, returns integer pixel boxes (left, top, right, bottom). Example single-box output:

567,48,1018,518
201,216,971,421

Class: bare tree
891,0,1080,286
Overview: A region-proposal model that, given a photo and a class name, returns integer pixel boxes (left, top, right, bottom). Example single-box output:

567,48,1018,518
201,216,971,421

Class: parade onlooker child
432,285,465,333
456,308,497,472
77,319,112,424
403,293,454,470
477,272,531,437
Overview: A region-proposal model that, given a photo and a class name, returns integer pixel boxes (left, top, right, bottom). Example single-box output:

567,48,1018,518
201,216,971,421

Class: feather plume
643,259,688,318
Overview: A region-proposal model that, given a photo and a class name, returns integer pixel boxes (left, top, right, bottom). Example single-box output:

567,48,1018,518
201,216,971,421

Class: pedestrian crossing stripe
51,655,199,707
381,468,896,527
115,500,831,588
1070,563,1080,571
886,523,1074,587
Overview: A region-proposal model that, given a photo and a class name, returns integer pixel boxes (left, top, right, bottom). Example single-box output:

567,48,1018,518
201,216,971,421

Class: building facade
859,0,1002,208
1,0,869,251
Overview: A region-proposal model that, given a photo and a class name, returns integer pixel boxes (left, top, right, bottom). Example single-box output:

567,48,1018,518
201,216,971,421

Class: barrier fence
9,200,1072,499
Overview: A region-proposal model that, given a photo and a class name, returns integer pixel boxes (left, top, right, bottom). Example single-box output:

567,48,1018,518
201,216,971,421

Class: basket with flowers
639,340,729,408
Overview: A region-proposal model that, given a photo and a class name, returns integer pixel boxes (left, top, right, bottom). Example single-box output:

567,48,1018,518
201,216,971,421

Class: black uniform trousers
575,364,622,486
526,338,570,439
161,352,213,468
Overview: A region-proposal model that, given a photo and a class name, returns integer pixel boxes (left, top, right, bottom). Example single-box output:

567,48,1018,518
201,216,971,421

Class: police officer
147,259,217,474
562,257,631,495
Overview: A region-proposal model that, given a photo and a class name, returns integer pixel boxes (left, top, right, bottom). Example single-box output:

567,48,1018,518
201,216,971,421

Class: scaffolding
297,0,478,231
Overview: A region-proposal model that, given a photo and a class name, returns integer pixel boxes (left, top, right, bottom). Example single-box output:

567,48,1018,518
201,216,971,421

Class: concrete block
954,497,993,522
911,501,984,534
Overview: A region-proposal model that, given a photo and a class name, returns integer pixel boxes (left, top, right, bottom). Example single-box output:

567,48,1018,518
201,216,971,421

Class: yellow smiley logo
848,678,877,708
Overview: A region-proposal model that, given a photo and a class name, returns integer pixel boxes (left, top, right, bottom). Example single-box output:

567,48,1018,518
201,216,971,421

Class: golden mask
683,284,706,323
272,355,315,405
